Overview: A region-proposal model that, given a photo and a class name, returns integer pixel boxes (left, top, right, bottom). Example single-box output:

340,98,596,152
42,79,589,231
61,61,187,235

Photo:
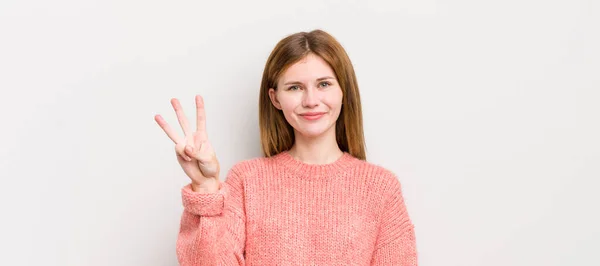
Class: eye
287,85,300,91
319,81,332,88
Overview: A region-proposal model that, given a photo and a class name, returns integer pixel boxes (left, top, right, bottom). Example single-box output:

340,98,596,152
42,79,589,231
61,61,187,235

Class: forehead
279,54,336,83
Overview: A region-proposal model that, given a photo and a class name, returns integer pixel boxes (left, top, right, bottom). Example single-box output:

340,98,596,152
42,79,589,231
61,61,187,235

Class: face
268,53,343,139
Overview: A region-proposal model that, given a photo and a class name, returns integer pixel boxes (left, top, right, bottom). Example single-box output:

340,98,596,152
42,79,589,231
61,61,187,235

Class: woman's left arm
370,175,418,266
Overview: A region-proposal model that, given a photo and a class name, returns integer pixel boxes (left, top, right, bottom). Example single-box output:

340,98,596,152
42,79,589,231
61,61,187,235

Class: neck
289,127,343,165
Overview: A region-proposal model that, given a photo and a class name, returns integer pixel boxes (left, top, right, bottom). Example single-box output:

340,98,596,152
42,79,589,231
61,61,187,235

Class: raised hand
155,95,221,192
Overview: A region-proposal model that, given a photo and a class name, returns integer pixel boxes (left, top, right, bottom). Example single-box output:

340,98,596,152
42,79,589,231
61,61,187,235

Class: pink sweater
176,151,417,265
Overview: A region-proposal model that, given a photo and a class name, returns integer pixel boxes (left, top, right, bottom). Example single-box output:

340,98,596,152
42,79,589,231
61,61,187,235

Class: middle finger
171,98,193,137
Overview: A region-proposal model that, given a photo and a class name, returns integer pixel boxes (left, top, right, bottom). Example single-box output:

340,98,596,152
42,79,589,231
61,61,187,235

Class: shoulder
351,159,404,194
352,159,399,181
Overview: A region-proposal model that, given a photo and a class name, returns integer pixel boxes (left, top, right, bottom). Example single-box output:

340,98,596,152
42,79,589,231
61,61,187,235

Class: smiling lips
299,112,327,120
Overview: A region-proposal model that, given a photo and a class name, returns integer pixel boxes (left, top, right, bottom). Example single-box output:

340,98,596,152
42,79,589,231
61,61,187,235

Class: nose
302,86,320,108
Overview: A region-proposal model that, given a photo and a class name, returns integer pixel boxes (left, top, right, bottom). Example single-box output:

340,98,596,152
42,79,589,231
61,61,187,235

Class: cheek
324,90,343,111
277,95,300,115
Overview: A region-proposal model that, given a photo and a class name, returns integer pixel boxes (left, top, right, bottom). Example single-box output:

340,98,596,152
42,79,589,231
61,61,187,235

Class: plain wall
1,0,598,265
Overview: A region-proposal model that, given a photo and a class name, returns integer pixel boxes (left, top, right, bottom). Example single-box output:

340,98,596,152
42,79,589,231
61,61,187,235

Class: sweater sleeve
370,175,418,266
176,166,246,266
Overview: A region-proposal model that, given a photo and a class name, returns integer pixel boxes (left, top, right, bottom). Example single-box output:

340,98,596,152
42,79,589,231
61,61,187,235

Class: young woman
155,29,417,265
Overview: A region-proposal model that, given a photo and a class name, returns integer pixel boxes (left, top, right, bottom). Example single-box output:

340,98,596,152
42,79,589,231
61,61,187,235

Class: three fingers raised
155,95,208,162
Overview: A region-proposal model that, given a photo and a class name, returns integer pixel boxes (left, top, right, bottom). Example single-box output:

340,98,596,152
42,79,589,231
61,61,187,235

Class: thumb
185,141,208,161
184,145,197,160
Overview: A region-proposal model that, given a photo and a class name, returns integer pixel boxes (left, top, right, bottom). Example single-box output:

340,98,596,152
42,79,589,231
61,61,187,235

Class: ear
268,88,282,110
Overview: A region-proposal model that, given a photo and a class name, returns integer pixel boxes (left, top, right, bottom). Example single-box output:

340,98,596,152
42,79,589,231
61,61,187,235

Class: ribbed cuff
181,183,225,216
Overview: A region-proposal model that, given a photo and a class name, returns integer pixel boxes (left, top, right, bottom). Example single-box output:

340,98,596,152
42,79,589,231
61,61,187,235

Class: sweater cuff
181,183,224,216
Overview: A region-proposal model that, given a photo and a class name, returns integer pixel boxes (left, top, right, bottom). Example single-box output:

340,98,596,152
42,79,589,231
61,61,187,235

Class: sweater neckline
274,150,358,180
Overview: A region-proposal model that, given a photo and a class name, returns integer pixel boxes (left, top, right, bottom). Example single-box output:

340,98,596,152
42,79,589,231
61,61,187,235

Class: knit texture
177,151,417,265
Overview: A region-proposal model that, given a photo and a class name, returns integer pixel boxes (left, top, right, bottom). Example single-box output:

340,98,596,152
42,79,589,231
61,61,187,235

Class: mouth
299,112,327,121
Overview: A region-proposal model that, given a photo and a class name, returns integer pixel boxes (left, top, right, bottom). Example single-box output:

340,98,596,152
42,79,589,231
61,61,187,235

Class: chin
295,124,335,139
298,130,326,138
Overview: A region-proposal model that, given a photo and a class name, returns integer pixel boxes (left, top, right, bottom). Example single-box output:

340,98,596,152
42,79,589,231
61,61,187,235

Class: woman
155,29,417,265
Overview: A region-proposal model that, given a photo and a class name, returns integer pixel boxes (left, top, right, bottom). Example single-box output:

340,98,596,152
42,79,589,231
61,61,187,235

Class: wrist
191,179,220,193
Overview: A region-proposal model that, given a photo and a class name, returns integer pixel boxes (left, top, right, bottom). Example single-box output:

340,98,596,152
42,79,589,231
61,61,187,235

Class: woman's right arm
154,95,246,265
177,166,246,266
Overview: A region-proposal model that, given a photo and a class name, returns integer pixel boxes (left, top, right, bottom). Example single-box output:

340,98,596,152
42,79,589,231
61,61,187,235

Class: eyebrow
283,76,335,85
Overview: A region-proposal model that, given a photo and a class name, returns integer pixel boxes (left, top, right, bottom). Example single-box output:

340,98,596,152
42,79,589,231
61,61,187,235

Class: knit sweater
176,151,417,265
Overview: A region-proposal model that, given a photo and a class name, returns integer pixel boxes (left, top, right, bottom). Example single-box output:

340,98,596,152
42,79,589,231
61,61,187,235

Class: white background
1,0,598,265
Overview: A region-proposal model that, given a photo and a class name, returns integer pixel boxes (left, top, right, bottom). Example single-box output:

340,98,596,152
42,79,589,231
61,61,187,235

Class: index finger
196,95,208,140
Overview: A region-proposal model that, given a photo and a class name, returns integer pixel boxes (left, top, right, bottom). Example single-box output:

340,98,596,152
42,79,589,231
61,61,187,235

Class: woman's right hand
154,95,221,193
